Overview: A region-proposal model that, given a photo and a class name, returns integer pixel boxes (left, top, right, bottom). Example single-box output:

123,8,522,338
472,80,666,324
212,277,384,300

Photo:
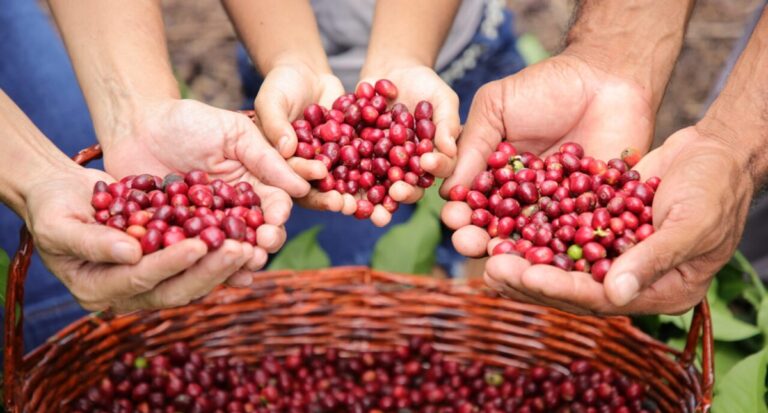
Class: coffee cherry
199,226,225,250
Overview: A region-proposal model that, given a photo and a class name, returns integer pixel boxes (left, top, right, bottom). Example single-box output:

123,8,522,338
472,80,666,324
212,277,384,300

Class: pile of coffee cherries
71,339,657,413
292,79,437,219
91,171,264,254
449,142,658,282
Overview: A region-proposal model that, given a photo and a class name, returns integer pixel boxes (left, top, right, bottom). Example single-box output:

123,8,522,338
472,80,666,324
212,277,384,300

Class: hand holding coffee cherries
442,54,655,256
25,169,258,313
289,79,445,226
252,61,350,213
99,98,307,259
359,65,461,199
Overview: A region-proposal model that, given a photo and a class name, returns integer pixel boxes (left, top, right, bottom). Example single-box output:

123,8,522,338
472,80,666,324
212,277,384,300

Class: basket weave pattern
3,145,713,413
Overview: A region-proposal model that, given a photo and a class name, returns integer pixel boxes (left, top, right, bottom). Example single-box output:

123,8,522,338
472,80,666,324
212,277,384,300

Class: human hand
442,54,655,257
358,62,460,225
23,167,257,312
253,60,352,214
482,127,752,315
100,98,308,268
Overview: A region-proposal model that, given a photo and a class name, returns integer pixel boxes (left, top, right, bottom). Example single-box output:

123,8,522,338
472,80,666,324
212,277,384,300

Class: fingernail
223,254,236,267
112,242,137,263
278,136,289,153
612,273,640,306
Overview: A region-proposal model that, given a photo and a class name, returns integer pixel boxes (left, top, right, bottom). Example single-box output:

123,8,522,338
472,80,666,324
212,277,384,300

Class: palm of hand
481,55,654,160
103,99,255,184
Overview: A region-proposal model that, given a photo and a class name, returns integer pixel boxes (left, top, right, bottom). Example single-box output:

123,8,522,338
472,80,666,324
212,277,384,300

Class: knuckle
129,275,157,295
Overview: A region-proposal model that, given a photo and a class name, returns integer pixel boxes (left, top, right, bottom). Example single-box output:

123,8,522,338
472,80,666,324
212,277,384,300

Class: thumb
235,123,310,198
57,221,142,264
440,82,504,197
604,218,702,307
254,93,297,158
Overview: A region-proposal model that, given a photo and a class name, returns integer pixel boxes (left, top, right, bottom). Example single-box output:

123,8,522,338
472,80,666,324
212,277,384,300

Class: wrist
360,56,428,81
259,52,332,77
94,95,177,154
697,109,768,192
563,0,692,110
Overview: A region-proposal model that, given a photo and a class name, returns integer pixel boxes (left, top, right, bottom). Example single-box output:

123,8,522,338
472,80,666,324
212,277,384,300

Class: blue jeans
0,0,97,354
238,9,527,274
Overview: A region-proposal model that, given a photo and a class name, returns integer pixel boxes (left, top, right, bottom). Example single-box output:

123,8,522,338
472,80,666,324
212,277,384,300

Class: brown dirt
160,0,764,145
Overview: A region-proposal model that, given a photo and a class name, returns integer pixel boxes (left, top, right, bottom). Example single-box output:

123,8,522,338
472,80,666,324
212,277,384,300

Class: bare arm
362,0,461,73
47,0,179,143
221,0,331,75
698,9,768,188
565,0,695,110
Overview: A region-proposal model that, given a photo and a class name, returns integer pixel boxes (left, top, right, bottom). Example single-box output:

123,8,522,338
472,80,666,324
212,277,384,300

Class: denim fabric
237,10,526,275
0,0,94,353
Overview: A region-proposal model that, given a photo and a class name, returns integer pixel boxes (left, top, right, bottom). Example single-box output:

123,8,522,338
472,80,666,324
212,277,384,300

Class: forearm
0,91,79,221
222,0,331,74
361,0,461,75
698,10,768,190
564,0,695,109
47,0,179,141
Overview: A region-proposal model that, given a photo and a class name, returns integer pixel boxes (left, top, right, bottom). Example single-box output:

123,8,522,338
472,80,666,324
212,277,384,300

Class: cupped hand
101,98,308,272
23,168,257,312
357,63,461,226
253,61,350,214
442,54,655,257
482,127,752,315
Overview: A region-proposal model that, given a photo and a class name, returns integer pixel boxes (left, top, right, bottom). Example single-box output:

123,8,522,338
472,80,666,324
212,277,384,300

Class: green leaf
732,250,766,299
666,336,687,352
709,302,760,342
0,248,8,306
660,310,692,331
267,226,330,271
715,342,752,379
758,297,768,338
417,179,445,218
712,348,768,413
371,206,441,274
516,33,550,65
717,260,748,304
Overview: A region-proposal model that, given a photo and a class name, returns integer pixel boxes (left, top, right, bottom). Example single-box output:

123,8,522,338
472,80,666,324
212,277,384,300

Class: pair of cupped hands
28,57,749,315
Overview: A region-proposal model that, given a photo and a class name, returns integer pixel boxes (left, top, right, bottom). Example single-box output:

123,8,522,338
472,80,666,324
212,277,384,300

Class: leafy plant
267,225,330,271
0,247,8,306
636,251,768,411
371,182,445,274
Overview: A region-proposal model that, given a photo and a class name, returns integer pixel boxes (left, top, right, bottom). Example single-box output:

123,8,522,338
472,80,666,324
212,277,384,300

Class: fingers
234,119,310,198
604,217,703,307
254,90,297,158
287,158,328,181
432,89,460,159
441,83,504,197
389,182,423,204
421,152,456,179
295,189,345,212
341,194,357,215
256,224,286,253
117,241,253,311
254,183,294,226
440,201,472,230
77,239,208,307
226,270,255,288
370,205,392,227
451,225,490,257
51,221,142,265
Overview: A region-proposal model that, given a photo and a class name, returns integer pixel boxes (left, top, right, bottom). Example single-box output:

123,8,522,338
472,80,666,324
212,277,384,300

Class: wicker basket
3,145,714,413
